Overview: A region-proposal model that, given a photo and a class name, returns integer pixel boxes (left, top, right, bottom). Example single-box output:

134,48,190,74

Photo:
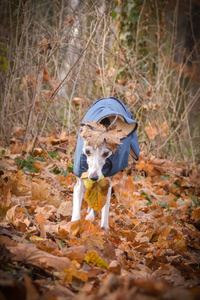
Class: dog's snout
90,174,99,181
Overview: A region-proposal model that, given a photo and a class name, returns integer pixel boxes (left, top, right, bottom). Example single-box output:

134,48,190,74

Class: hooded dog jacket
73,97,139,178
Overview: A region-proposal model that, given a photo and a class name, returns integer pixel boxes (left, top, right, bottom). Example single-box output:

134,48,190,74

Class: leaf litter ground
0,136,200,300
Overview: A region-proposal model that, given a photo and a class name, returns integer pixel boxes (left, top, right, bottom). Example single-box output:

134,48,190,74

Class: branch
31,14,104,152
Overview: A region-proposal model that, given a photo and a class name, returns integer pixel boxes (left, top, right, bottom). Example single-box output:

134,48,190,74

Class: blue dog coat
73,97,139,178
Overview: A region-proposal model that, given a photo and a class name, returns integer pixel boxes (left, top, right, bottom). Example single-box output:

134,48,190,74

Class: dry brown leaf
191,207,200,222
64,267,92,283
145,123,159,140
35,205,56,220
5,205,31,230
64,247,86,264
35,211,46,226
5,205,19,224
80,121,126,153
72,97,86,107
35,240,60,256
85,177,110,211
31,180,51,201
9,170,30,196
70,220,94,237
8,243,73,272
57,201,72,217
43,67,50,83
107,260,121,275
82,234,105,251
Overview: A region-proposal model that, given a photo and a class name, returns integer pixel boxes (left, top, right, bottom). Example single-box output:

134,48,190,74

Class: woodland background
0,1,200,300
0,0,200,164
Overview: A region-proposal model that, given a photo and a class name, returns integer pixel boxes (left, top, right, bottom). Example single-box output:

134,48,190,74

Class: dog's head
80,120,127,181
83,140,112,181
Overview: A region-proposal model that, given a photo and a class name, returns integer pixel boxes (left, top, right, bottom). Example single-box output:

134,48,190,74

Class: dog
71,97,139,231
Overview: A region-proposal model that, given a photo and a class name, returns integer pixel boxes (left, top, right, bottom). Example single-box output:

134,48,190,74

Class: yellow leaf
84,178,96,188
84,251,108,269
82,172,104,188
85,178,110,211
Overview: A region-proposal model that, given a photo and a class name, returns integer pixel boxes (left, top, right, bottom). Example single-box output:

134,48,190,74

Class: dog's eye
85,149,91,156
102,151,110,158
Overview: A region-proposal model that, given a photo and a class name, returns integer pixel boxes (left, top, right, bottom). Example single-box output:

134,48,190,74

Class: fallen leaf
57,201,72,217
5,205,30,231
8,243,73,273
64,267,91,283
107,260,121,275
5,205,19,224
82,234,105,251
35,205,56,219
84,251,108,269
31,180,51,201
70,220,94,236
191,207,200,222
35,211,46,225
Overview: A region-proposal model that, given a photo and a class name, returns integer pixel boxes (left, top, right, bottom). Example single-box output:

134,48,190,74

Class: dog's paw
100,224,109,233
85,210,95,222
71,215,81,222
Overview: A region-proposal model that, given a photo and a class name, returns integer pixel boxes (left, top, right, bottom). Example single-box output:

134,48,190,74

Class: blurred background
0,0,199,167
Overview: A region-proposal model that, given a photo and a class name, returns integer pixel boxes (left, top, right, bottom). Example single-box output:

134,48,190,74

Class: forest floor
0,132,200,300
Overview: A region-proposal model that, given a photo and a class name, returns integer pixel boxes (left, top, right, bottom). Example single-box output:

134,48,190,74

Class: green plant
15,156,35,173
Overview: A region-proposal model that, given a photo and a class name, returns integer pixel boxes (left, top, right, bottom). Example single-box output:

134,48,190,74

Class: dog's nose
90,174,98,181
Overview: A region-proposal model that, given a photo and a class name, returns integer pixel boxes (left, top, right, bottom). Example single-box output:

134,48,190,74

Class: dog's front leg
101,178,112,231
71,177,85,221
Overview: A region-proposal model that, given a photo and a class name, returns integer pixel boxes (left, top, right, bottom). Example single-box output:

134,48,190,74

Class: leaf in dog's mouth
80,121,127,153
85,177,110,211
81,172,104,188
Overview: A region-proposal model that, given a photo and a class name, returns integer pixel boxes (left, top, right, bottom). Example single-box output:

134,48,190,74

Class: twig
21,204,41,235
31,14,104,152
107,115,119,129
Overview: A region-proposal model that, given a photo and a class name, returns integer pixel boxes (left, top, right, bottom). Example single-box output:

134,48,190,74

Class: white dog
72,139,113,230
71,97,139,231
